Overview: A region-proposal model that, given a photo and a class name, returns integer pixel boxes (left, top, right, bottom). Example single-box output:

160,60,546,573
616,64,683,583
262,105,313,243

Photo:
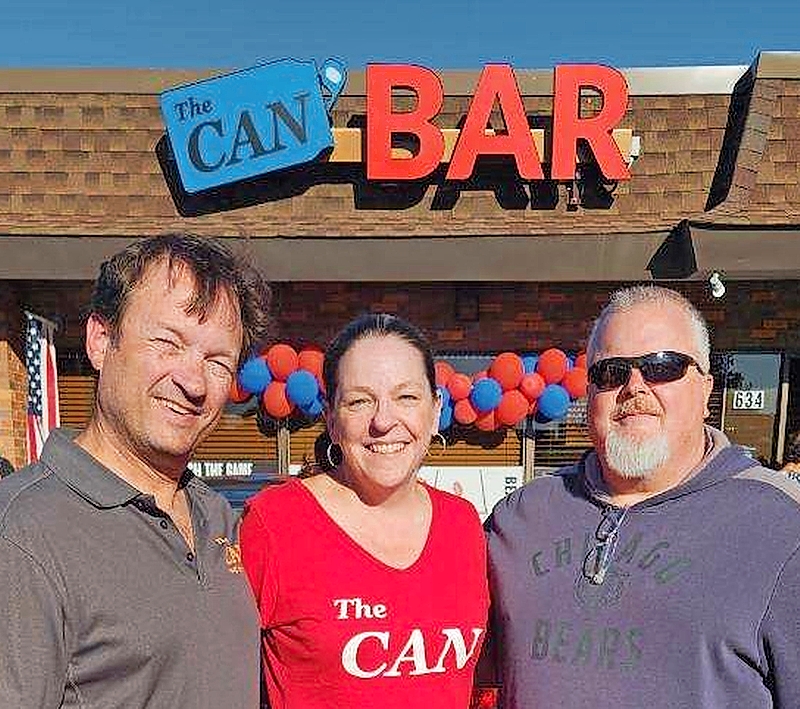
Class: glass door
717,352,781,466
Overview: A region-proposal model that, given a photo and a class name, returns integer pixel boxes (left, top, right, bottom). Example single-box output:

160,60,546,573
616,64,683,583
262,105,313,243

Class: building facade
2,52,800,486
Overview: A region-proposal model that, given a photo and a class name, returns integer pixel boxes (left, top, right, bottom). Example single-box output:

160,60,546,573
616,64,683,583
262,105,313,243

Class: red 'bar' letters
366,64,445,180
447,64,544,180
551,64,630,180
365,63,630,182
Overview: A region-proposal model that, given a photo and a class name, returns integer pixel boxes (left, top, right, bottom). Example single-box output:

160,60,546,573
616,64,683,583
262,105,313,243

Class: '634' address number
732,389,765,410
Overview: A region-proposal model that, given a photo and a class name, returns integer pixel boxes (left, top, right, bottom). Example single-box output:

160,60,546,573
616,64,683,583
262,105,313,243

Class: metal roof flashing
2,54,798,96
755,51,800,79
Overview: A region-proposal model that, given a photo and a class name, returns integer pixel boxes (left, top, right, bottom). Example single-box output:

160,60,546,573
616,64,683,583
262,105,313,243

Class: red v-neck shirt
240,478,489,709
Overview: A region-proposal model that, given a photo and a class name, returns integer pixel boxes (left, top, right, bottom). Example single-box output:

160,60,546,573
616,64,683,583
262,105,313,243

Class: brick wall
0,73,778,237
0,283,26,468
3,277,799,469
29,279,800,363
0,280,92,469
16,281,93,350
271,280,800,355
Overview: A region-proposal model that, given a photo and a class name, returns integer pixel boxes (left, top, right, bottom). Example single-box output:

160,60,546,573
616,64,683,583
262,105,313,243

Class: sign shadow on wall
157,131,583,216
157,60,629,216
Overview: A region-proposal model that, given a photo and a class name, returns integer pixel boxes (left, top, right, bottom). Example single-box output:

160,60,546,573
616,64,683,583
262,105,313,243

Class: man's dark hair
90,234,271,365
786,431,800,465
322,312,437,406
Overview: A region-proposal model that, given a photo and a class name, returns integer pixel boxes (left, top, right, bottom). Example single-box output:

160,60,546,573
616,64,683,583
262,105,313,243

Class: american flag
25,311,60,464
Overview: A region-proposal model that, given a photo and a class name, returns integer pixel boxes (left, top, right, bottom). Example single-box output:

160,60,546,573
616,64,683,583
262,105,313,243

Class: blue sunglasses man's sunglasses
588,351,703,390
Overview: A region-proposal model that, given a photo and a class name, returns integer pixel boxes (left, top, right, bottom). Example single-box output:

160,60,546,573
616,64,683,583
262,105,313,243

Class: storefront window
716,352,781,464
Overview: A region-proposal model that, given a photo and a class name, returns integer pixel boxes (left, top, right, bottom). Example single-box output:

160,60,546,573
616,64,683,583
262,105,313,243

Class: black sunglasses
583,506,629,585
588,351,703,391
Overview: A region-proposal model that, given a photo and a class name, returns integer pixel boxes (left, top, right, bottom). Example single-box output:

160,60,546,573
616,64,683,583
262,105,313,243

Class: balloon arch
231,344,588,433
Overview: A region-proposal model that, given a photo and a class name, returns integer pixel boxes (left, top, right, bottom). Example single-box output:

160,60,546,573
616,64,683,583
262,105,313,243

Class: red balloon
266,343,299,381
490,352,524,391
262,381,293,418
496,390,529,426
562,367,588,399
472,369,488,382
298,347,324,383
435,361,455,387
447,373,472,401
454,398,478,425
229,378,251,403
475,410,498,432
575,352,588,370
537,348,569,384
519,372,546,402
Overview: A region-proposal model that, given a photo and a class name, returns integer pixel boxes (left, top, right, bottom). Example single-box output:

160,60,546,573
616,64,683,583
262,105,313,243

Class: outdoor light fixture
709,271,726,299
566,180,580,210
627,135,642,166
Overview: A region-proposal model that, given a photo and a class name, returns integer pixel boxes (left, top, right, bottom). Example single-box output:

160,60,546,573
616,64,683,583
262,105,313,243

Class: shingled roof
0,54,799,280
700,52,800,226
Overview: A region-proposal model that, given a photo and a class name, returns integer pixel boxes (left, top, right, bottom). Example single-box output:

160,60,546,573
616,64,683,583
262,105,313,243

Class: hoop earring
326,442,341,469
428,432,447,456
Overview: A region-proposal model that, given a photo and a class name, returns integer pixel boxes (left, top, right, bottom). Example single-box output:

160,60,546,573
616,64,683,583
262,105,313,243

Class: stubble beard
603,428,670,479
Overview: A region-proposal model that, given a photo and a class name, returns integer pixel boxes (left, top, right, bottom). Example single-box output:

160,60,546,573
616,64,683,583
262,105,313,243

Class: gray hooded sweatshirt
485,428,800,708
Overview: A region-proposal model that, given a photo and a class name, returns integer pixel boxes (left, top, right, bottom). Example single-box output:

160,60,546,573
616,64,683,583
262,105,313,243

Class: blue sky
1,0,798,70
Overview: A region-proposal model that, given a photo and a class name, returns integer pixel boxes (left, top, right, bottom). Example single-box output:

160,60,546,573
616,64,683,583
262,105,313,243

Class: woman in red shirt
240,313,488,709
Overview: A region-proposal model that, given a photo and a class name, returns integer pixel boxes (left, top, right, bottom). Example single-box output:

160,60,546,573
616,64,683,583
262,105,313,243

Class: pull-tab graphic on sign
160,58,347,194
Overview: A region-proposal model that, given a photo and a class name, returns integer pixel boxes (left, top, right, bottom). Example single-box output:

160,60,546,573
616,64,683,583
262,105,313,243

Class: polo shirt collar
41,428,198,510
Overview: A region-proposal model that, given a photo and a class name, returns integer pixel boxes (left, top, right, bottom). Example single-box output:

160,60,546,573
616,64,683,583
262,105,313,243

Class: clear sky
1,0,798,71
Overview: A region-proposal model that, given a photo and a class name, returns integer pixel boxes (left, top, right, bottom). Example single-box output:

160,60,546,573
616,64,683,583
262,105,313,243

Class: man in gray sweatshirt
485,284,800,708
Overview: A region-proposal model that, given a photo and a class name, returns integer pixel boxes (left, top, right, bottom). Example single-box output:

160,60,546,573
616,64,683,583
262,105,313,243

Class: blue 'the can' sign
160,58,347,194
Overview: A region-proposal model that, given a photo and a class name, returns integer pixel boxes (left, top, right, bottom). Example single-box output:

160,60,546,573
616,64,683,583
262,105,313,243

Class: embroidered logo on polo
213,536,244,574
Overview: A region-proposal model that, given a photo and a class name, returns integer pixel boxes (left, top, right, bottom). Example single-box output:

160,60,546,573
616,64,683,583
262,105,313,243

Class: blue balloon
522,354,539,374
438,385,452,409
438,401,454,431
286,369,319,407
470,377,503,413
537,384,571,420
566,355,575,370
238,356,272,394
300,393,325,418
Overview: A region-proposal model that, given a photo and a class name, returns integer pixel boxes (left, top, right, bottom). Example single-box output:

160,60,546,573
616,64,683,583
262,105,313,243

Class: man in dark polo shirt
0,234,271,708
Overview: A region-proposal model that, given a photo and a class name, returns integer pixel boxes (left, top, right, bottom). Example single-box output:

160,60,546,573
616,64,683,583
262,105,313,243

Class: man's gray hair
586,285,711,372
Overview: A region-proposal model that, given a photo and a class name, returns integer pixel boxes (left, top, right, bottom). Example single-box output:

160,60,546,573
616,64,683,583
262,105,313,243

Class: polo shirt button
186,552,195,562
160,520,169,530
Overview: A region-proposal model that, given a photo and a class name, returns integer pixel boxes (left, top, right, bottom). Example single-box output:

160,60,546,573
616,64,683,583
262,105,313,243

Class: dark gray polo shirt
0,429,260,708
